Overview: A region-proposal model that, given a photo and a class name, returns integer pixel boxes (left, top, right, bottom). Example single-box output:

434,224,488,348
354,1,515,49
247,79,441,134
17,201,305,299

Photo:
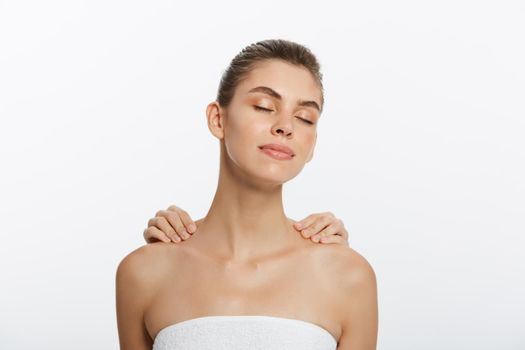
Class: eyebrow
247,86,321,113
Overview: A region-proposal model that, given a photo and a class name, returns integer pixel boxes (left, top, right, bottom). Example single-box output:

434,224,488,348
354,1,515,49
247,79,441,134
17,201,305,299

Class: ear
206,101,225,140
305,131,317,163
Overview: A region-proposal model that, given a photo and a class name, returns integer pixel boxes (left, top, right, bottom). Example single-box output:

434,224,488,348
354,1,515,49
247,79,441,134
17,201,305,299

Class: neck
196,152,298,262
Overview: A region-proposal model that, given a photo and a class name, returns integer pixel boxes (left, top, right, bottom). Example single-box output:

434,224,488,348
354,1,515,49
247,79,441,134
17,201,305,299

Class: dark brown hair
216,39,324,112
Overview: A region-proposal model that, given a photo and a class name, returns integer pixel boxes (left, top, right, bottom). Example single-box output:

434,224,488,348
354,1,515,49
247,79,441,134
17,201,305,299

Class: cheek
223,115,263,161
304,132,316,144
299,131,317,156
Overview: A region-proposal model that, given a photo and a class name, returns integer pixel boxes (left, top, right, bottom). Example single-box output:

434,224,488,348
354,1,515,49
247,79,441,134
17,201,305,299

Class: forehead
235,59,322,106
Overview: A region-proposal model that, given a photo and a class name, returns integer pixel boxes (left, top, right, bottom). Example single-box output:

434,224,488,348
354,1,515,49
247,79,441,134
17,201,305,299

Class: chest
144,250,342,342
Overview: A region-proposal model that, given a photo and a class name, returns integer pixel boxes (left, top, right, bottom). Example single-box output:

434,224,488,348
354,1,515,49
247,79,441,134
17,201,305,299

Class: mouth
258,144,295,156
258,144,295,160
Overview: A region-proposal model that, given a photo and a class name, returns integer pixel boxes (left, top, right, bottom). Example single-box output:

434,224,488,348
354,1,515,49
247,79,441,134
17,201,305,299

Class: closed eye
254,106,315,125
254,105,273,112
297,117,314,125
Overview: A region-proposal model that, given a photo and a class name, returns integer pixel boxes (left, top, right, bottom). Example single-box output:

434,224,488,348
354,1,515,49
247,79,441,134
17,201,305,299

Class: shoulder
313,244,376,286
336,246,376,288
312,244,377,315
323,246,378,348
304,244,377,306
116,242,177,298
116,242,179,348
117,242,165,276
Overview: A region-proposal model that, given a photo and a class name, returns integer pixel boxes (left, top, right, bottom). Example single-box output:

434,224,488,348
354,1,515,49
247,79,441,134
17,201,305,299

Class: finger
301,215,333,238
310,231,347,245
166,204,182,212
175,209,197,234
152,216,184,242
163,207,195,236
143,227,176,243
310,233,322,243
320,234,349,246
317,220,344,238
293,213,317,231
340,225,349,241
157,211,191,240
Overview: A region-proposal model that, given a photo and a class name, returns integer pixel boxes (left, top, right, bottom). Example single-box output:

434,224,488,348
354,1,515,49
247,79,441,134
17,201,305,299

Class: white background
1,0,524,349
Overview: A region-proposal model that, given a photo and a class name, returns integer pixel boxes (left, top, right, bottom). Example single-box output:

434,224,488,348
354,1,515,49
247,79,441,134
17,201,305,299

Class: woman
116,39,378,350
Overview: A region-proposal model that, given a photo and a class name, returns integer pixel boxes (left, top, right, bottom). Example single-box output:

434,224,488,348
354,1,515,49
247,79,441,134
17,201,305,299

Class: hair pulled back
216,39,324,112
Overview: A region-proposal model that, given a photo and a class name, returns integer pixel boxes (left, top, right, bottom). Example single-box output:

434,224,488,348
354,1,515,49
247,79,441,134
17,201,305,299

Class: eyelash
253,106,314,125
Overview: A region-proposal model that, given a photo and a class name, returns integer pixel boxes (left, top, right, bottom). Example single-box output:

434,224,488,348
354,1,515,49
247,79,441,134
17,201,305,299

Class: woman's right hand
143,205,199,243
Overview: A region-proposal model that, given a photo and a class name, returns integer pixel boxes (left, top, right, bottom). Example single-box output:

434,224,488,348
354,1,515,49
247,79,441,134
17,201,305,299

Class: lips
258,143,295,157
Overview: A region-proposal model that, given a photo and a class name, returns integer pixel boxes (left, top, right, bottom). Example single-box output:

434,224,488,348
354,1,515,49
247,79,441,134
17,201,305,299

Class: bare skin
116,59,378,349
143,204,350,245
122,222,375,347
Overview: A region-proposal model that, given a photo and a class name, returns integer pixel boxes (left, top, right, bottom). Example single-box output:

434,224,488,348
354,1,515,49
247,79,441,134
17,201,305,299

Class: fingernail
188,224,196,233
295,222,302,229
174,236,181,242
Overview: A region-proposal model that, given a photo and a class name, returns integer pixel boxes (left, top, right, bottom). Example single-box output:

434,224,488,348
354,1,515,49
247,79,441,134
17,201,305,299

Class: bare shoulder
335,246,376,288
115,242,179,349
312,244,376,286
318,246,378,349
117,242,171,271
116,242,176,289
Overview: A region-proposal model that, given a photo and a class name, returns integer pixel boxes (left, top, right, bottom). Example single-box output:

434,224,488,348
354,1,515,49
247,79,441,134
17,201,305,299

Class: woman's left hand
293,212,349,246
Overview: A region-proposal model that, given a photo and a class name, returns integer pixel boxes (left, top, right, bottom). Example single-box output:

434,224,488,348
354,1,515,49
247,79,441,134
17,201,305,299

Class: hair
216,39,324,112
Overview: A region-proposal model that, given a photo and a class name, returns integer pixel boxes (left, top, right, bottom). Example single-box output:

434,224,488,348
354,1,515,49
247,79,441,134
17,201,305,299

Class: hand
293,212,349,246
143,205,198,243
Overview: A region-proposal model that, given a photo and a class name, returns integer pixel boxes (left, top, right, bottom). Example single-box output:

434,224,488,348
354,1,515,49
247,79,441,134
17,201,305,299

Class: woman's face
208,59,323,186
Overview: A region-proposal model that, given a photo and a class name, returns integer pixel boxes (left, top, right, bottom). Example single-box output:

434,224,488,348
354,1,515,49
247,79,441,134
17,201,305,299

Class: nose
271,114,293,138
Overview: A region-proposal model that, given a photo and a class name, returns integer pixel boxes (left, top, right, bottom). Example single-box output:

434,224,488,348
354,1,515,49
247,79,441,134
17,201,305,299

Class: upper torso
140,221,354,345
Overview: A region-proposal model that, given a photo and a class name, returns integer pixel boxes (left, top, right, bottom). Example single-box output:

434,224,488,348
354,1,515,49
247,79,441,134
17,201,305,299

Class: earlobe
206,102,225,139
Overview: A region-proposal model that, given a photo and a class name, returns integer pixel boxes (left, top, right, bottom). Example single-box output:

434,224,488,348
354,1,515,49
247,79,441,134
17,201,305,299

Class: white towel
152,315,338,350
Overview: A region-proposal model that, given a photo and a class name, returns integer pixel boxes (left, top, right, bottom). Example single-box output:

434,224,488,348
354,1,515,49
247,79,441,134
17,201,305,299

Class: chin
251,166,303,186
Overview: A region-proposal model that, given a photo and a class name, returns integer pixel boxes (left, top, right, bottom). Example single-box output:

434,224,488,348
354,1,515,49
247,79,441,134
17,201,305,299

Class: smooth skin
143,204,350,245
116,59,378,350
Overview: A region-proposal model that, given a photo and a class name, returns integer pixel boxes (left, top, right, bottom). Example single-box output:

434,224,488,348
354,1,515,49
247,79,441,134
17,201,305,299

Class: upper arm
115,246,157,350
336,251,378,350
